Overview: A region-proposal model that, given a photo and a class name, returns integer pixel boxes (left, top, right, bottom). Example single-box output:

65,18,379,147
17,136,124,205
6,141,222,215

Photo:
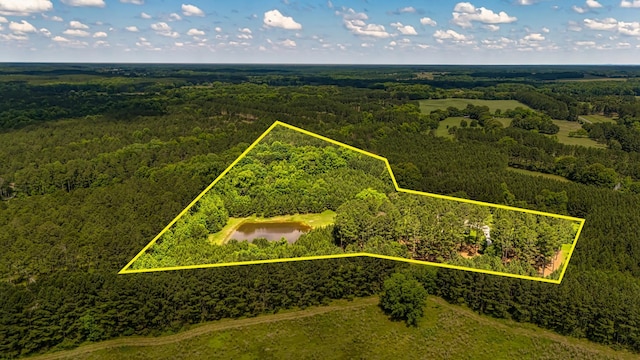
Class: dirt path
27,298,378,360
540,250,564,277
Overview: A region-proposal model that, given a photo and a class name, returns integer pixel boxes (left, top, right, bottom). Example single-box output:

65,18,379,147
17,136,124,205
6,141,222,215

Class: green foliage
380,272,428,326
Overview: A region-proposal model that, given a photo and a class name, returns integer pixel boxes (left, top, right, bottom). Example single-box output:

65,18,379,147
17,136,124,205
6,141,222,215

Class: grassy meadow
30,296,638,360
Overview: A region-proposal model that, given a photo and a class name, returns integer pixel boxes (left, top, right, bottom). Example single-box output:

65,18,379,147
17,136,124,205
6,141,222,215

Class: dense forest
1,64,640,358
131,125,578,279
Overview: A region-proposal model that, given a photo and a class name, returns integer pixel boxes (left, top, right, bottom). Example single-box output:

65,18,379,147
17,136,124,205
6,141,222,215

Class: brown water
228,222,312,243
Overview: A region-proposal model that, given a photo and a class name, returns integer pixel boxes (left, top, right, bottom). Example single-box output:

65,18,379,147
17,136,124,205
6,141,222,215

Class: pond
227,221,312,244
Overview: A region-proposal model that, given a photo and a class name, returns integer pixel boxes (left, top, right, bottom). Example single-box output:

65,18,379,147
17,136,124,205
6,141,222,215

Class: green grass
208,211,336,245
419,99,530,114
506,167,570,183
435,117,468,138
581,114,617,123
549,120,606,149
32,296,638,360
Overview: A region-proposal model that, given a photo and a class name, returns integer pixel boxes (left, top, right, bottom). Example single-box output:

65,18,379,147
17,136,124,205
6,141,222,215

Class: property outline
119,121,586,284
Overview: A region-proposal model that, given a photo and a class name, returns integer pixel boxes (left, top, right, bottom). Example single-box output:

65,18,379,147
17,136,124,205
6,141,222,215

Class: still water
228,222,312,243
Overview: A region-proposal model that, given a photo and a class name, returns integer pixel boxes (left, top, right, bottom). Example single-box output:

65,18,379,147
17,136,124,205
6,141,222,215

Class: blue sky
1,0,640,64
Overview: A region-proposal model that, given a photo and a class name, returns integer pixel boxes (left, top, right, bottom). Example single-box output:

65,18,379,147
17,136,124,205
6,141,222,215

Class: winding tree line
1,66,640,357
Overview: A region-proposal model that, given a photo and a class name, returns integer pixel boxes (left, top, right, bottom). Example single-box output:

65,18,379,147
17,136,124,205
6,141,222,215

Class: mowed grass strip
581,114,617,123
208,211,336,245
33,296,638,360
419,99,531,114
506,167,571,183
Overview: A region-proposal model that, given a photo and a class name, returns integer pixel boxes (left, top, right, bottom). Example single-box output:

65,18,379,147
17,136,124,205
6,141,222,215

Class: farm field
28,296,637,360
549,120,606,148
506,167,571,183
419,99,531,114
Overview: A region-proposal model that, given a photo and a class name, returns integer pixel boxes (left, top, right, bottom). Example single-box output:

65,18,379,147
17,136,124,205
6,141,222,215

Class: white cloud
52,35,69,42
93,31,107,38
50,16,63,22
9,20,37,33
125,26,139,32
542,27,550,33
39,27,51,37
390,22,418,35
0,0,53,15
618,21,640,36
572,5,588,13
60,0,105,7
398,6,416,13
514,0,539,4
151,22,179,38
586,0,603,8
523,33,545,41
452,2,517,28
280,39,296,48
389,40,397,47
169,13,182,21
263,9,302,30
69,20,89,29
584,18,618,31
361,42,372,47
63,29,90,37
416,44,430,49
93,40,109,47
120,0,143,4
187,28,205,36
621,0,640,8
433,29,472,43
174,41,184,47
140,12,151,19
181,4,204,17
237,33,252,39
239,27,252,34
337,7,390,38
484,24,500,31
419,17,436,26
481,37,515,49
215,27,222,32
575,40,596,47
0,16,7,23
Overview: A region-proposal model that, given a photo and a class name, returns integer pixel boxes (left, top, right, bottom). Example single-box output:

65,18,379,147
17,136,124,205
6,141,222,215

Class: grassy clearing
435,117,468,138
581,114,617,123
506,167,570,183
549,120,606,149
208,211,336,245
32,296,638,360
419,99,530,114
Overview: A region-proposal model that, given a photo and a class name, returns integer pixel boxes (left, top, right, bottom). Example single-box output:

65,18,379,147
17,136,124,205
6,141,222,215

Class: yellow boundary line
119,121,585,284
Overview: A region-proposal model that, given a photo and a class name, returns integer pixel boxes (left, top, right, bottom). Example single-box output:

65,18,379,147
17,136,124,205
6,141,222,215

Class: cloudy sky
1,0,640,64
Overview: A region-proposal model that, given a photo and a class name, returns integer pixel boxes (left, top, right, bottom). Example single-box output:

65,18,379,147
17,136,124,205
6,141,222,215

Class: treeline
0,258,401,358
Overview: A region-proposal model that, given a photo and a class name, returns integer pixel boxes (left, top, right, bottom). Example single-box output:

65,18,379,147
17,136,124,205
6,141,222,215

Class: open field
550,120,606,149
581,114,617,123
28,296,638,360
506,167,571,183
419,99,531,114
208,211,336,245
435,117,467,138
